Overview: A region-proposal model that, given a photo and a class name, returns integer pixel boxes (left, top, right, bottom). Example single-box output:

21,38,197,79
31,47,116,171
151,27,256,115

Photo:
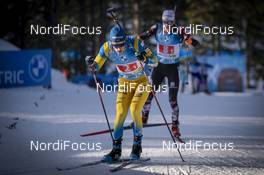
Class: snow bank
0,69,110,117
0,69,263,120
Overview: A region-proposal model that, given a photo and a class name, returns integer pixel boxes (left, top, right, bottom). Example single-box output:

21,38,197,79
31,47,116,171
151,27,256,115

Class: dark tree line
1,0,263,84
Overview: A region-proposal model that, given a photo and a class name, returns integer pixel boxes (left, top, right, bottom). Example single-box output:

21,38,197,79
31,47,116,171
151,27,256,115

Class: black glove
135,51,147,63
85,56,94,65
191,38,200,47
184,37,200,47
85,56,96,72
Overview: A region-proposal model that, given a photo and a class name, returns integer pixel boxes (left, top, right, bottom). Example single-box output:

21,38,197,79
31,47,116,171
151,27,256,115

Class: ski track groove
194,152,225,175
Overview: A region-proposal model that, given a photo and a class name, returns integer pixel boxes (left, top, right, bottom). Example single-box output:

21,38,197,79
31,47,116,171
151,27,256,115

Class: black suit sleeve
138,24,158,41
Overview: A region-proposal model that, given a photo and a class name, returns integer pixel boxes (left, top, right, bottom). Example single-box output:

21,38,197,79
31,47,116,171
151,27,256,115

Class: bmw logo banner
0,49,52,88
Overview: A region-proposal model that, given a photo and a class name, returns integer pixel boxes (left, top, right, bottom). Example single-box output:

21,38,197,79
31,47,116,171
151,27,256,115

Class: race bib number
157,43,180,58
116,60,143,74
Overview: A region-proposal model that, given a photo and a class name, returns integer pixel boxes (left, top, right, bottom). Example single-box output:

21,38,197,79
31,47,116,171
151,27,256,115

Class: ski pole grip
192,38,200,47
85,56,96,73
107,7,121,13
85,56,95,65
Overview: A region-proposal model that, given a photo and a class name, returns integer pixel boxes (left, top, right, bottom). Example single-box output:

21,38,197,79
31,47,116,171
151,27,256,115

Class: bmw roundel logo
28,54,49,82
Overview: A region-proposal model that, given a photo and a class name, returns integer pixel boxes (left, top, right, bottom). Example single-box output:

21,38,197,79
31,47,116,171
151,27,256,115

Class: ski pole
152,94,185,161
107,7,122,28
138,62,185,162
85,56,114,141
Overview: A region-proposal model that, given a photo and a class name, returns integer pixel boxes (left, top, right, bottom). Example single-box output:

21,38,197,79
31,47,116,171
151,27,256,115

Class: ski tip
80,134,91,137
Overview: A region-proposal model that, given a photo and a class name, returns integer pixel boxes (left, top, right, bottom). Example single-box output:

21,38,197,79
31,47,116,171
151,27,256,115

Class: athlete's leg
142,63,164,124
102,78,133,162
130,78,150,138
113,79,134,140
166,64,181,137
130,77,150,159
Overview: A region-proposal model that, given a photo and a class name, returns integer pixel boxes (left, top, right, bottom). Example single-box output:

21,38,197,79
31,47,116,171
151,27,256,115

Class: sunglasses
112,43,125,48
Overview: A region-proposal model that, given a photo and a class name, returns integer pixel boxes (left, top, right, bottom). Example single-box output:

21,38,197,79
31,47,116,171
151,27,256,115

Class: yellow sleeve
94,42,109,70
94,55,106,70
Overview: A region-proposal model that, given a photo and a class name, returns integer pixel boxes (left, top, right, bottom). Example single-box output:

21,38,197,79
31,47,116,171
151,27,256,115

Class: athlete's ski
110,157,150,172
56,160,102,171
56,158,131,171
80,123,172,137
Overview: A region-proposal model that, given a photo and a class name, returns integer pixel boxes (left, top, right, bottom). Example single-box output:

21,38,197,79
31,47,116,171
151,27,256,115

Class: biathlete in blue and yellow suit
88,25,158,162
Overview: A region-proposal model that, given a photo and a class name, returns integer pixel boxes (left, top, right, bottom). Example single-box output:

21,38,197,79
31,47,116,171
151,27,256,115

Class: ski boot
172,121,181,137
130,135,142,160
102,138,122,163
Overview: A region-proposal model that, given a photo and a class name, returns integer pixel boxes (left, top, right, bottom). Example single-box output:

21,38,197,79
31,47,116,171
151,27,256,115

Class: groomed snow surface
0,69,264,175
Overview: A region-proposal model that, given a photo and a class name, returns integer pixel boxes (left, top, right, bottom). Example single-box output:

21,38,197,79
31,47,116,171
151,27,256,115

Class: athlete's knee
131,104,143,120
142,103,151,112
169,100,179,111
130,106,141,117
146,92,154,103
114,107,126,124
116,101,127,115
169,93,177,101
